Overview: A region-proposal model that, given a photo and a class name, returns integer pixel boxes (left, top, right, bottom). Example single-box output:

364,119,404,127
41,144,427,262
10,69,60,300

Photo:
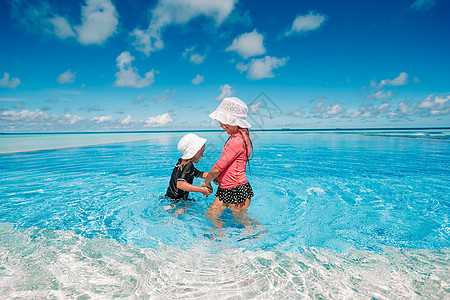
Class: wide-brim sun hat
178,133,207,160
209,97,251,128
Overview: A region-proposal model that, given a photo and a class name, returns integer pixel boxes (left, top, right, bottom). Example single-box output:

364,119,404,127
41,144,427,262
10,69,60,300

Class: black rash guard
166,158,204,200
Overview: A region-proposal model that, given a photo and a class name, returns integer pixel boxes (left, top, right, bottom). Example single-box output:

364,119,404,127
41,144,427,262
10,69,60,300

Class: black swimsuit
165,158,203,201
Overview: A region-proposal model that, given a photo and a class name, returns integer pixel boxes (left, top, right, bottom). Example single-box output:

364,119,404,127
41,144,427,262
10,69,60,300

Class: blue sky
1,0,449,132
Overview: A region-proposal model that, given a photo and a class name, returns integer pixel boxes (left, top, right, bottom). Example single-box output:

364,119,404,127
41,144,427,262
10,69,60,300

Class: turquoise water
0,130,449,298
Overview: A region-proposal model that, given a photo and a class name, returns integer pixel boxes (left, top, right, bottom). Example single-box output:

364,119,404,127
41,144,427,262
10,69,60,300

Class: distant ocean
1,127,449,154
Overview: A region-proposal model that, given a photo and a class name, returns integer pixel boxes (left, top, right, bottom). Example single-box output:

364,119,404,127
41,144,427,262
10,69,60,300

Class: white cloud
131,0,237,55
378,102,390,113
190,53,206,64
134,93,147,104
225,29,266,59
0,73,21,89
236,62,248,73
114,51,156,88
366,90,394,100
326,104,343,115
153,90,172,103
75,0,118,45
144,113,173,127
240,56,289,80
250,102,261,113
9,0,117,45
411,0,436,11
61,113,86,125
344,102,390,119
388,101,416,119
57,69,76,84
417,95,450,115
310,101,345,118
93,115,113,122
216,84,233,101
1,109,85,128
311,101,325,114
378,72,409,88
1,109,47,120
191,74,204,85
0,108,176,131
182,47,194,57
121,115,133,125
413,76,421,84
48,16,76,39
285,109,302,117
285,11,327,36
366,72,411,100
386,98,449,119
183,47,206,64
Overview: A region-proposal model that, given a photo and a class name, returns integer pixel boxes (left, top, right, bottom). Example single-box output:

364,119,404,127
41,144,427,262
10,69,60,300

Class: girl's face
191,144,205,164
219,122,238,135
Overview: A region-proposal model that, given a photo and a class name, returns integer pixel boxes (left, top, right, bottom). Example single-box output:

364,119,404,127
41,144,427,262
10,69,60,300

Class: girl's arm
177,181,211,196
201,171,219,184
202,166,221,191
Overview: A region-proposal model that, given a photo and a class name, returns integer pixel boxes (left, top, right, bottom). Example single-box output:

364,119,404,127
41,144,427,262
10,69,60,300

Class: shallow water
0,131,449,298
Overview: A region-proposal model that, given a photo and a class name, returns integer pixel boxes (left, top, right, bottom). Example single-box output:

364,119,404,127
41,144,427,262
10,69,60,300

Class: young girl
202,97,254,228
166,133,212,202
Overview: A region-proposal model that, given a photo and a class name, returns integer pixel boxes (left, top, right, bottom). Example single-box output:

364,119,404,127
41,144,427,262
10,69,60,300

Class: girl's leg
229,198,255,228
175,202,194,216
206,197,228,229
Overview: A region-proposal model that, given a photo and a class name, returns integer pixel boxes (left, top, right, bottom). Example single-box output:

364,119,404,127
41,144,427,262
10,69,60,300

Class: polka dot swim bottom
216,181,253,204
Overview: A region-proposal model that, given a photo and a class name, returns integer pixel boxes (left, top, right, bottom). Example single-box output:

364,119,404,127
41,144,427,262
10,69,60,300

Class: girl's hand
202,181,213,193
201,186,212,197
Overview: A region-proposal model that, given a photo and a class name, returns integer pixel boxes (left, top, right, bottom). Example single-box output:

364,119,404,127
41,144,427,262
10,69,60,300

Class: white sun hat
209,97,251,128
178,133,207,159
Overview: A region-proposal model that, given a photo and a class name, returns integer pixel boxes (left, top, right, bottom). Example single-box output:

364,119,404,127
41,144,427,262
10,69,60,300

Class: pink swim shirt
214,130,251,189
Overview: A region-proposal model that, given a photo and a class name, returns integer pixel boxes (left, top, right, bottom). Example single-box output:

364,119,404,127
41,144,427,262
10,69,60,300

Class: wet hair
239,127,253,175
175,159,190,179
238,128,253,160
179,159,191,167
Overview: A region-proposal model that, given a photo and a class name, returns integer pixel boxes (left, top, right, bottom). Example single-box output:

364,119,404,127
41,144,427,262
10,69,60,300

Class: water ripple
0,223,448,299
0,133,449,297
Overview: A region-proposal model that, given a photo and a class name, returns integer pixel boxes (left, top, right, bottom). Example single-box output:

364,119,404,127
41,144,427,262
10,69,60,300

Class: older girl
202,97,254,228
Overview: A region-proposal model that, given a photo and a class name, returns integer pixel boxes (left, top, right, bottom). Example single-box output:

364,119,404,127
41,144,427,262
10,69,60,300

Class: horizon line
1,126,450,135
